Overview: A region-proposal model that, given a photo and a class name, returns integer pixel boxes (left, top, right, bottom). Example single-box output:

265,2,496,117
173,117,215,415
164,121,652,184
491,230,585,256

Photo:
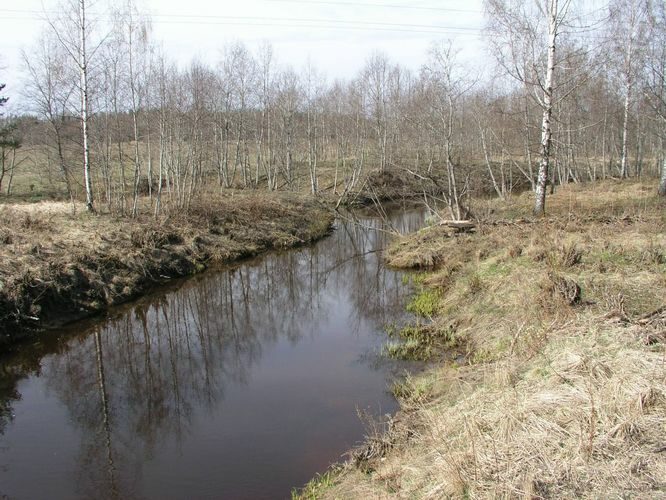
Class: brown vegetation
296,180,666,499
349,169,444,207
0,193,333,349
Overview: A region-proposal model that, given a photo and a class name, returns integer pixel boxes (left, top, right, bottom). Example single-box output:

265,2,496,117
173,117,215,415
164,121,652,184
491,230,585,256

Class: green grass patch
406,289,441,317
391,373,435,405
591,249,633,266
477,261,512,279
292,469,340,500
385,323,461,361
385,339,430,360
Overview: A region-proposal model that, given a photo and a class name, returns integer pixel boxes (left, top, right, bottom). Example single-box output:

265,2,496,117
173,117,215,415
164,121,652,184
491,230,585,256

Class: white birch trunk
620,7,637,179
534,0,558,216
79,0,94,212
620,82,632,178
129,30,142,217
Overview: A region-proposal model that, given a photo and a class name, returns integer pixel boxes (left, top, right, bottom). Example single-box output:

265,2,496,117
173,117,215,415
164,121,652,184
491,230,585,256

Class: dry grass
5,142,433,209
301,180,666,499
329,327,666,499
0,192,333,347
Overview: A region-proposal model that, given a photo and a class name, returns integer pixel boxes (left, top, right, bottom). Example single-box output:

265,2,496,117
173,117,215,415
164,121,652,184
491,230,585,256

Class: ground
295,180,666,499
0,192,334,348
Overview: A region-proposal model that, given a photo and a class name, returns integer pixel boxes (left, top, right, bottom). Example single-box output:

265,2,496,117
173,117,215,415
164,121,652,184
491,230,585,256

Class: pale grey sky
0,0,486,109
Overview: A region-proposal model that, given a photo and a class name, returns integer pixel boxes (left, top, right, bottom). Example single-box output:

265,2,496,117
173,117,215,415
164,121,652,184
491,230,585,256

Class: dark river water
0,207,425,500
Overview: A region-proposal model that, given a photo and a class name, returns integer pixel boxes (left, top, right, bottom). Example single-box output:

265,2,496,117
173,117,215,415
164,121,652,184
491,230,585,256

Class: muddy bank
0,193,334,349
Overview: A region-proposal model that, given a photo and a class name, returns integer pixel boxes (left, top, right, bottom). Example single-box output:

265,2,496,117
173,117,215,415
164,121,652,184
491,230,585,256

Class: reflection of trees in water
0,372,19,436
326,210,426,331
0,209,425,498
0,351,51,437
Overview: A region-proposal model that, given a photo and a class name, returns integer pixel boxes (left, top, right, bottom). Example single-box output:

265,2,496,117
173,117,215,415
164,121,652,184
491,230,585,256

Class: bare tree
485,0,583,215
422,41,474,220
22,34,78,203
304,60,324,194
78,0,94,211
645,0,666,194
222,42,257,188
0,84,21,194
114,1,151,216
608,0,649,178
256,42,276,190
363,52,392,173
46,0,104,212
274,68,301,189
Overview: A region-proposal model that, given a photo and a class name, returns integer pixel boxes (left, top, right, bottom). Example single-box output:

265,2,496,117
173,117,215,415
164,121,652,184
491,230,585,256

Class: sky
0,0,487,109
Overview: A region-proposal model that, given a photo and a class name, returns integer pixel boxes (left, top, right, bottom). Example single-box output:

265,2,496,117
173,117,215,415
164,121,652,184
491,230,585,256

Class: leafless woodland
1,0,665,217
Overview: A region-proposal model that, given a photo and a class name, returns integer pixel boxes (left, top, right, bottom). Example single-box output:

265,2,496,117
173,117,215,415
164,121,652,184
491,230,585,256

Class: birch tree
304,61,324,194
609,0,649,178
222,43,257,188
47,0,102,212
422,41,474,219
274,68,301,189
256,42,276,190
485,0,575,215
363,53,392,173
78,0,94,212
115,1,151,216
645,0,666,195
0,84,21,194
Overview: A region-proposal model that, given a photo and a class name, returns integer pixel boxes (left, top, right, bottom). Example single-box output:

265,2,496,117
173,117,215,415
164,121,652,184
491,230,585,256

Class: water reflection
0,207,424,500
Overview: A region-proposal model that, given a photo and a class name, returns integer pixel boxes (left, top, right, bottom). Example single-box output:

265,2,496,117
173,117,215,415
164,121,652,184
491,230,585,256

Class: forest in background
0,0,665,218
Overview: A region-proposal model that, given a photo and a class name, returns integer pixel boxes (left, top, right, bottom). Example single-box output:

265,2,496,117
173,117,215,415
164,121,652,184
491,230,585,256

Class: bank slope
0,193,333,349
300,180,666,499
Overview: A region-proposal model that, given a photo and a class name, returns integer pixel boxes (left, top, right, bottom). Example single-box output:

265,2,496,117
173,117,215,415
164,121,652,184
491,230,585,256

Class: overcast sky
0,0,486,109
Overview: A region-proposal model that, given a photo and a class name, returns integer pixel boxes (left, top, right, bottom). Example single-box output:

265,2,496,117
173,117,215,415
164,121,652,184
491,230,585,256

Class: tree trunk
5,148,17,195
620,86,632,178
534,0,558,217
480,124,504,199
620,19,635,179
79,0,94,212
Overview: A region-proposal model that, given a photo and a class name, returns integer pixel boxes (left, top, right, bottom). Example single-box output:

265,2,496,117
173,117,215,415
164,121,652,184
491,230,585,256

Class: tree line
1,0,665,217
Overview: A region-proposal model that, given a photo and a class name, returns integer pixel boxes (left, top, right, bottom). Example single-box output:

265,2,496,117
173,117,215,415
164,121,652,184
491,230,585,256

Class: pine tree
0,84,21,193
0,83,9,118
0,84,19,150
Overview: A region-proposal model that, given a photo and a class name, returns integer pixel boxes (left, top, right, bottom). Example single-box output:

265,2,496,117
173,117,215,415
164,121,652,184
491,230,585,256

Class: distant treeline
1,0,664,215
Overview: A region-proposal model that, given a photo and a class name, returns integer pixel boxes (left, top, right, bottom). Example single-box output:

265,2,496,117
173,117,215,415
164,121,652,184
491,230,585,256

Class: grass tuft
292,469,341,500
406,289,441,317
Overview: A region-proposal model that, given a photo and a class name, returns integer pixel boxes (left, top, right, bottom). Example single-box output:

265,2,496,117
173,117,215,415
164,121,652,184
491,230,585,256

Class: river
0,206,425,500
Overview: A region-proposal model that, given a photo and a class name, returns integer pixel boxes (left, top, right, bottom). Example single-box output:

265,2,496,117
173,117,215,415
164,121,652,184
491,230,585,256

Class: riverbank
297,180,666,498
0,193,334,349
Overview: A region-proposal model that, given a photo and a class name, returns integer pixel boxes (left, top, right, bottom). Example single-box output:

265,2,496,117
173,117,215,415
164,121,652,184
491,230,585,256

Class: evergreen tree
0,83,19,148
0,84,21,193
